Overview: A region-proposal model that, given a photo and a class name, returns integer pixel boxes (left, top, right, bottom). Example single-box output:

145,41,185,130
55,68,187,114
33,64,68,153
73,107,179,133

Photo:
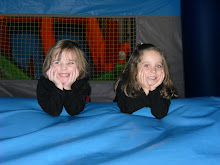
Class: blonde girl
37,39,90,116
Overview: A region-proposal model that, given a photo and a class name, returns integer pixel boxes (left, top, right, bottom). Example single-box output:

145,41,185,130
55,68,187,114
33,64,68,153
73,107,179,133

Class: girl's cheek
142,68,148,74
138,67,143,72
53,66,58,71
160,70,165,78
70,66,76,72
75,66,79,72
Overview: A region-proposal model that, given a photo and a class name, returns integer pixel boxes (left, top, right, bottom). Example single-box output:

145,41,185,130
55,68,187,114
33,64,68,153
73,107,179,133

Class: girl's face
51,50,78,84
137,50,164,86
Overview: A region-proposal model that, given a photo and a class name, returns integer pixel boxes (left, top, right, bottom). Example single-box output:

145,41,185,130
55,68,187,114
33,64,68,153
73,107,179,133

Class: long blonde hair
42,39,88,79
114,43,178,99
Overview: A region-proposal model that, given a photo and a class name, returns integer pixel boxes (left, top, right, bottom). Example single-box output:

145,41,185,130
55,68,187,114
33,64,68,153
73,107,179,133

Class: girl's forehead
53,49,77,60
141,50,162,62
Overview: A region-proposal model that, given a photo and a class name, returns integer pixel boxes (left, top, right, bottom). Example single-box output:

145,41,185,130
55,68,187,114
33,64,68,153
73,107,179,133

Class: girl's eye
144,64,150,68
54,61,60,65
68,61,75,65
156,65,163,68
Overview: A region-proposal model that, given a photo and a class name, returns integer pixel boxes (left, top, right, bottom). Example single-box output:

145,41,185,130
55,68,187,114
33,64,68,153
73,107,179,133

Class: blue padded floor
0,97,220,165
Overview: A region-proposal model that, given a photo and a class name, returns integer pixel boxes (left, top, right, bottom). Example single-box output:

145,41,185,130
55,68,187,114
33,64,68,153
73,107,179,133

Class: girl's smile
58,73,70,77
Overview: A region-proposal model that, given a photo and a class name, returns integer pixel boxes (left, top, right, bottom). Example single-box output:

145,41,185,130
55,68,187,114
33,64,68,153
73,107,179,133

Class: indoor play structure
0,0,219,164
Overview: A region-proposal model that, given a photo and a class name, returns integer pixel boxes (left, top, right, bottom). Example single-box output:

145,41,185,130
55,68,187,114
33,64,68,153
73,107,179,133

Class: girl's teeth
148,77,156,80
60,74,69,77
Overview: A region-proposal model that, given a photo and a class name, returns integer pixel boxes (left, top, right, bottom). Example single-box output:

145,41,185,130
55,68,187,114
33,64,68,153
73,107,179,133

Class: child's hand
63,68,79,90
47,66,63,90
149,70,165,91
137,68,150,95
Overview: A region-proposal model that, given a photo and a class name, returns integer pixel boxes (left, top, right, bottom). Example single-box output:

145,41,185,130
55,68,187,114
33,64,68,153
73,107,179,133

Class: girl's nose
61,64,67,70
150,67,156,73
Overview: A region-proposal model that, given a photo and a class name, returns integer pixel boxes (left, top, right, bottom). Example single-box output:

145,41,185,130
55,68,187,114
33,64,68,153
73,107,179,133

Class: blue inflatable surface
0,97,220,165
0,0,180,15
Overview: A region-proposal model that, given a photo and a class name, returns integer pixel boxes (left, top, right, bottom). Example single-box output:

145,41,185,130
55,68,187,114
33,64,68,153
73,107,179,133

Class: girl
37,39,91,116
114,43,177,119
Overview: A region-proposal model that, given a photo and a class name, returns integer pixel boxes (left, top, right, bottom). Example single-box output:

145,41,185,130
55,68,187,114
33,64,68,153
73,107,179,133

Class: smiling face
51,50,78,84
137,49,164,86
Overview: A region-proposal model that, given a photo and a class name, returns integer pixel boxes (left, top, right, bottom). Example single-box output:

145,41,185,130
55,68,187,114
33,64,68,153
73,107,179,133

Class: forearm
37,90,64,116
37,76,64,116
148,89,170,119
116,93,147,114
64,91,87,116
64,80,90,116
64,102,86,116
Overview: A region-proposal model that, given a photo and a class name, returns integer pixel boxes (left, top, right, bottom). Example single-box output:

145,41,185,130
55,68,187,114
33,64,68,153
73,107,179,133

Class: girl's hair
114,43,178,99
42,39,88,79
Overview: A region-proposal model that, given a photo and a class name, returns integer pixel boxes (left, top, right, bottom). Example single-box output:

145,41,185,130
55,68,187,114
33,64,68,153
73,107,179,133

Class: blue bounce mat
0,97,220,165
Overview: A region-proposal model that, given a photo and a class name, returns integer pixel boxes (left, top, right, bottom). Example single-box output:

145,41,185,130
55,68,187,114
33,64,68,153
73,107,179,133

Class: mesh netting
0,16,136,80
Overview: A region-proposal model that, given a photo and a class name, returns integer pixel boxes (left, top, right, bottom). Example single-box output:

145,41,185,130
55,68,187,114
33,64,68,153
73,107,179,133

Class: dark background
181,0,220,97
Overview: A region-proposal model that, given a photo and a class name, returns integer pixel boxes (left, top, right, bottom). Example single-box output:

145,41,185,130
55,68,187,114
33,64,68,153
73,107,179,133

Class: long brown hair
42,39,88,79
114,43,178,99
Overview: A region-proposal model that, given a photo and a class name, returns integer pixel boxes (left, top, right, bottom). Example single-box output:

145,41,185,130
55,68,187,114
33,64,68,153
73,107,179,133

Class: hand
149,70,165,91
47,66,63,90
63,67,79,90
137,68,150,95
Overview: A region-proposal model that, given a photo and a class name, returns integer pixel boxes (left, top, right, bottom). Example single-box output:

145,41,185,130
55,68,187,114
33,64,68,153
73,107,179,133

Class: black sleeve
114,82,149,114
37,76,91,116
115,82,170,119
148,87,170,119
37,76,64,116
63,78,91,116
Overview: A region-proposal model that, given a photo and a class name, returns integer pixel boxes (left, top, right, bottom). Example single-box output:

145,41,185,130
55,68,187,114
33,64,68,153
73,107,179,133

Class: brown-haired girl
114,43,177,119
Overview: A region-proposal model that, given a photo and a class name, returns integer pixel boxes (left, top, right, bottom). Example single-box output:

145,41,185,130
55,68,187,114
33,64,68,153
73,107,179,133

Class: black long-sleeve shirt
114,82,170,119
37,75,91,116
